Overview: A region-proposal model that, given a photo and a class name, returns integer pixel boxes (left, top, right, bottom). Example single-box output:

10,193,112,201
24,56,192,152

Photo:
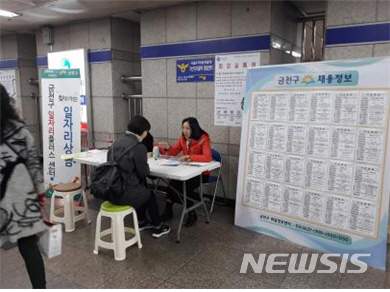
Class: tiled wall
111,18,141,140
324,0,390,60
269,1,302,64
140,1,273,200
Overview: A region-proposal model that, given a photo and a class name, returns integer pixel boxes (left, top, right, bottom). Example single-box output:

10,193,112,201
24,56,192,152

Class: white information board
214,53,260,127
235,58,390,270
41,69,81,185
48,49,91,149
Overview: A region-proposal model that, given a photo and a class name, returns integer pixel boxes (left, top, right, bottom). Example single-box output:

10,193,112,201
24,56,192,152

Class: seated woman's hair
127,115,151,135
182,117,205,140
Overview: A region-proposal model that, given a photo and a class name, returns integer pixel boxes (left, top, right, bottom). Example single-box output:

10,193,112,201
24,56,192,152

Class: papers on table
158,159,180,166
60,152,90,160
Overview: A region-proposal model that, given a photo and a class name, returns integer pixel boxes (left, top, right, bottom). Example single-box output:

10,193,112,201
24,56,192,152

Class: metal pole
121,76,142,83
311,20,315,61
122,94,143,99
313,20,318,61
302,21,307,62
29,78,39,86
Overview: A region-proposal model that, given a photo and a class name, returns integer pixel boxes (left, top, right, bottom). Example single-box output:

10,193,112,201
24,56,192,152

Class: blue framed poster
176,58,214,82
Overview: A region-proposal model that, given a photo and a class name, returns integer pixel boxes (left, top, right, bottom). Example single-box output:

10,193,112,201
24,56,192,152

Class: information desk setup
235,57,390,270
72,150,221,243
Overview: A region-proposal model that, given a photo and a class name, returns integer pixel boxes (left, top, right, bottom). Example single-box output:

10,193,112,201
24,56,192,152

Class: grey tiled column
324,0,390,60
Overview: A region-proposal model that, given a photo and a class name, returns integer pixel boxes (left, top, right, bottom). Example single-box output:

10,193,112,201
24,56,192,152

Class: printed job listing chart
243,90,389,237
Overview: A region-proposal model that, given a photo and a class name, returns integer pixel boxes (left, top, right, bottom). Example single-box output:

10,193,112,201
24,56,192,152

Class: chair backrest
211,148,222,163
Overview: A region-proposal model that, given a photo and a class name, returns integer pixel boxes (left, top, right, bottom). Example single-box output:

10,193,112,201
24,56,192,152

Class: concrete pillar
324,0,390,60
0,33,40,149
269,1,302,64
140,1,273,200
111,18,141,138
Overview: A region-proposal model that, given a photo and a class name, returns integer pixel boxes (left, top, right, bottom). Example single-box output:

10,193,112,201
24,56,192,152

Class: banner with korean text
235,58,390,270
41,69,81,185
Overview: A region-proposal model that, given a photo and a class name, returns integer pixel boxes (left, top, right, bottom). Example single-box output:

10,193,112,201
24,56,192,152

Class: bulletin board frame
234,58,390,270
241,88,390,240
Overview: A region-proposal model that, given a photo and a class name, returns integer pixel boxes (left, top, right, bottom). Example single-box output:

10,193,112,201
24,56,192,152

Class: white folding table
73,150,221,242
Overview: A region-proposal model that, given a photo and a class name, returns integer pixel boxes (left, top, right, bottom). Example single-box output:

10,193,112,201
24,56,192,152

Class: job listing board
242,90,389,238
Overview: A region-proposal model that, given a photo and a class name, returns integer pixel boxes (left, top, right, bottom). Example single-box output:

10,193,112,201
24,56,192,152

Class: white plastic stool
94,201,142,261
50,182,91,232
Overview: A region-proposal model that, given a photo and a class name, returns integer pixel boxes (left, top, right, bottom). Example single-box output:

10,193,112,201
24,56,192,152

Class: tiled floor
1,196,389,289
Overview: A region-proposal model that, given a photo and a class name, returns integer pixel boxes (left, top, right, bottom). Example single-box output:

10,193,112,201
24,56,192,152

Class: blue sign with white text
176,58,214,82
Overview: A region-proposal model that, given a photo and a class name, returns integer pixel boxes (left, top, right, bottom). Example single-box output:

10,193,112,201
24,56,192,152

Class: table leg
78,164,90,207
85,164,89,190
199,175,210,223
177,180,187,243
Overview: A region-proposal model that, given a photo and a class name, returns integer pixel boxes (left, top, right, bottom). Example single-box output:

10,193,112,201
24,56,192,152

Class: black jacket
107,131,151,207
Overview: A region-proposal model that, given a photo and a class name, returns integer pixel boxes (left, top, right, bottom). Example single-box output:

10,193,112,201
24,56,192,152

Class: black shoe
152,224,170,238
184,211,197,227
138,220,153,231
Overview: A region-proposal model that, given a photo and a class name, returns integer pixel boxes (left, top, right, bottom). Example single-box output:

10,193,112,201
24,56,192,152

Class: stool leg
82,191,91,224
113,214,126,261
93,212,102,255
132,211,142,249
64,193,75,232
50,192,56,222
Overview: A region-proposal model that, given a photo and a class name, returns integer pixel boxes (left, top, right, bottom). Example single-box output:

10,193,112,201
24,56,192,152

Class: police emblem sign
176,58,215,82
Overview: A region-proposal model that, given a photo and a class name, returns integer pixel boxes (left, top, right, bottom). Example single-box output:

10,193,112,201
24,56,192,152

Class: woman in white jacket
0,84,47,289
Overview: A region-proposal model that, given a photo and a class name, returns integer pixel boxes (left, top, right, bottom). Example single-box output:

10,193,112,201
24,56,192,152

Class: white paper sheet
330,127,357,161
302,190,326,223
284,155,305,186
349,199,376,236
269,92,289,121
263,182,282,212
305,158,328,191
325,195,350,229
353,164,381,201
356,128,385,164
265,153,285,182
333,91,359,125
247,150,266,179
249,122,268,150
307,126,331,157
327,161,354,195
287,125,307,155
267,124,288,153
309,91,333,123
252,92,270,121
359,91,388,127
282,186,304,216
289,92,309,122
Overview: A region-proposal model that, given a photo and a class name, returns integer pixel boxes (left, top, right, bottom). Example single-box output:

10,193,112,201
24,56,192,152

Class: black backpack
90,144,136,201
